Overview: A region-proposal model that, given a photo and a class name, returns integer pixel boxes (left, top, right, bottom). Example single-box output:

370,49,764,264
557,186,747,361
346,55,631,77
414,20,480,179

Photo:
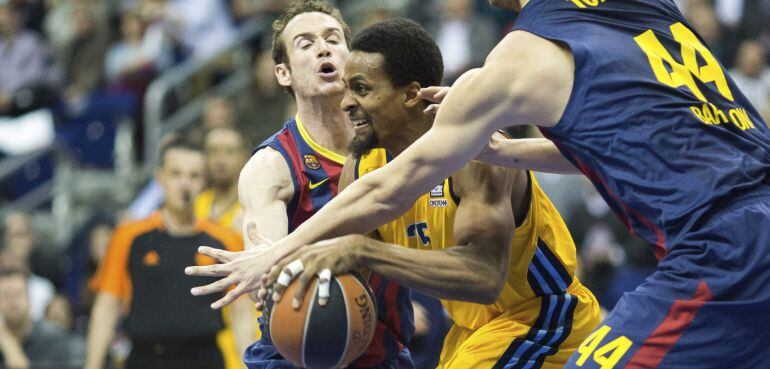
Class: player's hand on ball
266,234,367,310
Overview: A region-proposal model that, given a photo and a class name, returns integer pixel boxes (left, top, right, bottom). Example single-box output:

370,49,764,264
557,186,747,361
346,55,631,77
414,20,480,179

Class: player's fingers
190,274,236,296
197,246,235,263
417,86,445,102
255,286,268,311
316,268,332,306
422,104,440,115
273,259,303,302
185,262,231,277
292,266,317,310
434,86,449,99
211,281,249,310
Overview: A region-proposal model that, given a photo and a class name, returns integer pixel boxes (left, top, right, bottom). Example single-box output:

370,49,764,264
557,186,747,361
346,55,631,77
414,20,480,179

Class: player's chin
315,79,345,95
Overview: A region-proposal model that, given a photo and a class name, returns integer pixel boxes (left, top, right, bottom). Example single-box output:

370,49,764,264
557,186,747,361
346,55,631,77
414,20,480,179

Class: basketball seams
301,284,320,368
343,273,376,364
333,276,350,369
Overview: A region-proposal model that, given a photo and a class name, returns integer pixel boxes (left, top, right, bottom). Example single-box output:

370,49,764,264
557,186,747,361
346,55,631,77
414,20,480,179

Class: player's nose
316,39,331,58
340,91,356,112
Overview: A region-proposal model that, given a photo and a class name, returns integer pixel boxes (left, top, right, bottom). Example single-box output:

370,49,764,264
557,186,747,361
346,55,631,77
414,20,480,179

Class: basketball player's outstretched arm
238,148,294,248
268,161,518,306
186,31,574,308
420,87,579,175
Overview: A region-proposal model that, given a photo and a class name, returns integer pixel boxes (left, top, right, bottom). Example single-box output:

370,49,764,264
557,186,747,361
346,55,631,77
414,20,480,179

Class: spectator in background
196,127,249,231
195,127,256,369
2,212,55,321
5,0,47,34
432,0,497,82
85,136,253,369
235,50,294,143
59,4,109,114
105,11,171,84
687,2,731,65
189,96,238,146
203,97,237,130
730,40,770,121
0,268,86,369
230,0,288,23
565,179,656,309
0,4,58,116
44,294,74,332
164,0,237,60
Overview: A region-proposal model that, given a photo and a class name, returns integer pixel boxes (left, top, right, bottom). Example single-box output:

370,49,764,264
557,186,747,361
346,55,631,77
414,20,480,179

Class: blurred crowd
0,0,768,368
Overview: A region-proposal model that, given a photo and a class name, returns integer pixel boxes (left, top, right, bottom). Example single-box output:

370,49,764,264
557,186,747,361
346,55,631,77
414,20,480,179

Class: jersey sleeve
90,225,134,301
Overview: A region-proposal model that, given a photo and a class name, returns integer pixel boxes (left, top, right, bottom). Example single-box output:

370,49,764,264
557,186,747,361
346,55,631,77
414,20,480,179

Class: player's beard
348,130,379,159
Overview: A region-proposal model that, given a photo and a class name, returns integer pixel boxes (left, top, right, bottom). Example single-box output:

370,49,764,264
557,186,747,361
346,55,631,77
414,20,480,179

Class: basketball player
216,1,414,368
268,19,600,368
189,1,770,367
196,126,257,369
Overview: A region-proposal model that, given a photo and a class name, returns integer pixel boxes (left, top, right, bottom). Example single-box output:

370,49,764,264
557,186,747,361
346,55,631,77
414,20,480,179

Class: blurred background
0,0,767,368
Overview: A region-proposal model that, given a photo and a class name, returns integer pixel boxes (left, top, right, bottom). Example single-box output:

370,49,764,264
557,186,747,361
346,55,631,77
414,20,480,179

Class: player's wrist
352,235,372,267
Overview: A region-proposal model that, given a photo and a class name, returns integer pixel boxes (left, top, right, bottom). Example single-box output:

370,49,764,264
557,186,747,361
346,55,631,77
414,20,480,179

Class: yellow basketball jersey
194,189,242,229
356,149,584,330
194,189,258,369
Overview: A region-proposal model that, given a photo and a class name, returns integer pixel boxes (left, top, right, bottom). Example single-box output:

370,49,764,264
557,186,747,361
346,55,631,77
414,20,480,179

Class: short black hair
158,133,202,167
351,18,443,88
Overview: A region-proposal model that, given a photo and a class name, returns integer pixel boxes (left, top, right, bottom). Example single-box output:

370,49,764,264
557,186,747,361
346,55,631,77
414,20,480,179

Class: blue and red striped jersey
254,116,414,366
514,0,770,260
255,116,345,232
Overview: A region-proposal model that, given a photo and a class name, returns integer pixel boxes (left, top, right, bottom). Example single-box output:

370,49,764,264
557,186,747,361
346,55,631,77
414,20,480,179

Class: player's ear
404,81,422,108
275,63,292,88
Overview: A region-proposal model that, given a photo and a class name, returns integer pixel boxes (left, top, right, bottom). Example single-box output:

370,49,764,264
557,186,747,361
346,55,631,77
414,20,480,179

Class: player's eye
355,84,368,94
299,40,312,50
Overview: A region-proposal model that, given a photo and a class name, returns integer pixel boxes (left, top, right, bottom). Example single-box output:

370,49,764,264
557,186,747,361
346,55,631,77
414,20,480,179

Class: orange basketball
264,272,377,369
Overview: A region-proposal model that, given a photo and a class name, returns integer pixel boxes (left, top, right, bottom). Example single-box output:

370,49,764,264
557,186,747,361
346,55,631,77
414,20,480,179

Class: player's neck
384,114,433,158
295,95,352,156
210,182,238,211
161,207,196,235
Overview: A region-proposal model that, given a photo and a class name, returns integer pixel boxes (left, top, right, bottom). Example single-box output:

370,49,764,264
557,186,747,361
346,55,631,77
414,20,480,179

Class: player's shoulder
242,146,293,183
113,213,164,243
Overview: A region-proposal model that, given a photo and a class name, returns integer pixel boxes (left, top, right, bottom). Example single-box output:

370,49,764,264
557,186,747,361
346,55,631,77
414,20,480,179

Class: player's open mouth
318,62,338,80
351,117,372,132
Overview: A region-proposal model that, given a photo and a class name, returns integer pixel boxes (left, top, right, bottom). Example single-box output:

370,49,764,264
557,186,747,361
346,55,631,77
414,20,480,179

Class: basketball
264,272,377,369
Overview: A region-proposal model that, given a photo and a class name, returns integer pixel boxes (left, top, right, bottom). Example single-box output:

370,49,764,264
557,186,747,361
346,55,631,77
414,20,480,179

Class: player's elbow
473,271,505,305
460,261,505,305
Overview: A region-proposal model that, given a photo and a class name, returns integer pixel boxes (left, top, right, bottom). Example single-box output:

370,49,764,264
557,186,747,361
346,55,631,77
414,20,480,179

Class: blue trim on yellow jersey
447,176,461,205
493,294,577,369
527,240,572,296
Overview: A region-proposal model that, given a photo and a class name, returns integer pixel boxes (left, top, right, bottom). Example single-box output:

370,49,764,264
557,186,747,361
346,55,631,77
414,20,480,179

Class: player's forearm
84,294,121,369
357,238,503,304
481,138,580,174
278,173,415,255
273,63,514,259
